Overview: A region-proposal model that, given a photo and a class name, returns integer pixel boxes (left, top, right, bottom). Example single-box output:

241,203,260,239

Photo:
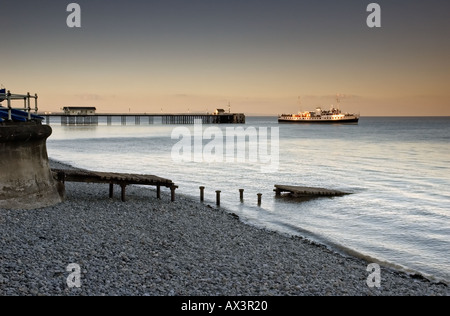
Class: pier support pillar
109,183,114,198
56,171,66,200
121,184,127,202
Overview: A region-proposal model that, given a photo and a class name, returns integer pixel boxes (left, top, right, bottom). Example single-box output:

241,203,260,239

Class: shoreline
49,159,448,286
0,158,448,296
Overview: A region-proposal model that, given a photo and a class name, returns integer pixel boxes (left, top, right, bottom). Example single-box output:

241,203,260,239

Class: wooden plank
52,169,174,187
274,185,350,197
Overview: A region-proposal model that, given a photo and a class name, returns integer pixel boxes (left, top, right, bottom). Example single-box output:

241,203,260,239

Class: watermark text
66,263,81,288
367,3,381,28
171,120,279,173
366,263,381,288
67,3,81,28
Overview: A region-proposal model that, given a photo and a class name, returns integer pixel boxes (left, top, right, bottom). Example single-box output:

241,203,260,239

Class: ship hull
278,117,359,124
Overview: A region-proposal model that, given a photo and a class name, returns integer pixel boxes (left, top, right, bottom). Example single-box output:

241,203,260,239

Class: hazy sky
2,0,450,115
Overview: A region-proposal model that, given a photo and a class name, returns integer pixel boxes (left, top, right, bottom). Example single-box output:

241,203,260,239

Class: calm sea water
46,117,450,284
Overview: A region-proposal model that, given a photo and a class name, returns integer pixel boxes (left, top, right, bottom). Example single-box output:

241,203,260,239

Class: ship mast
336,94,341,111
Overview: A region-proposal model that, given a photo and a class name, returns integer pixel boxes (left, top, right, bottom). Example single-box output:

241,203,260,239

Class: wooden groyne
274,185,350,198
53,169,177,202
42,113,246,126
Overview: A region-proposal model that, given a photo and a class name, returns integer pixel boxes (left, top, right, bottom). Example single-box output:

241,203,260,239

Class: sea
46,116,450,285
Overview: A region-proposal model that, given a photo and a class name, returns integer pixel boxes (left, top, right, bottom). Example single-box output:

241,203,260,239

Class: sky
2,0,450,116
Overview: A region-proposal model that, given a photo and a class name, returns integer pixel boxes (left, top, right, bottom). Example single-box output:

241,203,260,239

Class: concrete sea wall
0,122,63,209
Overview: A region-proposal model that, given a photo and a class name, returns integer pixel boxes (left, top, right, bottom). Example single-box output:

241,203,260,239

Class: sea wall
0,121,63,209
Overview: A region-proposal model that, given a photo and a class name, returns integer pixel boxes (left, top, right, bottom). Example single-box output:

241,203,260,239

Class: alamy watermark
66,263,81,288
367,3,381,28
171,120,279,173
66,3,381,29
366,263,381,288
66,3,81,28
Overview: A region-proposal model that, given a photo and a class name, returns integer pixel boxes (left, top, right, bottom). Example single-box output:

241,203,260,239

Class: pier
42,113,246,126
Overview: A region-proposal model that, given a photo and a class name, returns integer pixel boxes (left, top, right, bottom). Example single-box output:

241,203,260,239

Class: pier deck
53,169,178,202
42,113,246,125
274,185,350,198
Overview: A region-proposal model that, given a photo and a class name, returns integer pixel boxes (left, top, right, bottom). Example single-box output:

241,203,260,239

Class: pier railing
0,90,40,121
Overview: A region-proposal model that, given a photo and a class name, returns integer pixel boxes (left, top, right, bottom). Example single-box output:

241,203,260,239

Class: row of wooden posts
199,186,263,206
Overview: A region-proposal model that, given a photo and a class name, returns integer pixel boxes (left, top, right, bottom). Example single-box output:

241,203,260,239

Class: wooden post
57,171,66,184
56,171,66,200
109,183,114,198
199,186,205,202
216,190,221,206
171,185,178,202
7,91,12,121
27,93,31,120
239,189,244,202
257,193,262,206
34,93,38,114
121,184,126,202
157,185,161,199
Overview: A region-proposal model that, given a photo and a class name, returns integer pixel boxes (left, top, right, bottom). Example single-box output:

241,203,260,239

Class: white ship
278,96,359,124
278,107,359,123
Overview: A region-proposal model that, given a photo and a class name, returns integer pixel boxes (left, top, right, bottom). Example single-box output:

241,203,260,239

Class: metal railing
0,90,39,121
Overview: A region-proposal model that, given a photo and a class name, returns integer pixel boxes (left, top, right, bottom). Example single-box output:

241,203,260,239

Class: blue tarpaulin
0,88,5,102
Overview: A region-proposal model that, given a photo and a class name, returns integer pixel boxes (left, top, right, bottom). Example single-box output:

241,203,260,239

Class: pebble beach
0,160,448,296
